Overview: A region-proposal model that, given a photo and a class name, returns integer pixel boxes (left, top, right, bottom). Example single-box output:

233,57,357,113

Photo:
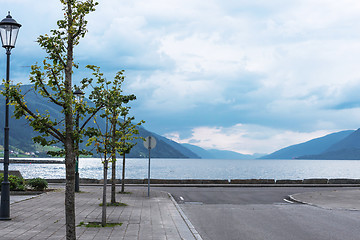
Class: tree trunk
111,156,116,203
65,149,76,240
121,153,125,192
111,112,117,203
121,114,126,193
102,156,108,226
64,91,76,239
64,83,76,240
65,2,76,239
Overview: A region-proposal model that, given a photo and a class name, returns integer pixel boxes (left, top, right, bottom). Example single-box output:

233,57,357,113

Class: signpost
143,136,156,197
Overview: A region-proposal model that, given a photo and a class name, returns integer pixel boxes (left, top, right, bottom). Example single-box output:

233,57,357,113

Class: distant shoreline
0,158,65,164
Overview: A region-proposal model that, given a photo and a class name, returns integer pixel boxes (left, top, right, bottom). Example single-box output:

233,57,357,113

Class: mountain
131,127,200,158
182,143,262,159
206,149,259,159
182,144,214,159
325,128,360,152
299,148,360,160
299,128,360,159
0,85,198,158
260,130,354,159
151,134,200,159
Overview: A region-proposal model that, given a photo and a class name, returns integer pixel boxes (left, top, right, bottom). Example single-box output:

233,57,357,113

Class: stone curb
168,192,203,240
10,194,41,204
9,191,45,195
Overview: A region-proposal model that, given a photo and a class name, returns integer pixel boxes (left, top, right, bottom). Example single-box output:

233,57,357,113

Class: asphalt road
155,187,360,240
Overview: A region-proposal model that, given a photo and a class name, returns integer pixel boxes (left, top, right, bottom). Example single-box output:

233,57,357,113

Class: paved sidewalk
0,186,198,239
290,189,360,210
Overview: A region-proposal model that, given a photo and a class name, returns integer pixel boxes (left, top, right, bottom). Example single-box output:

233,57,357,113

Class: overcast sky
1,0,360,154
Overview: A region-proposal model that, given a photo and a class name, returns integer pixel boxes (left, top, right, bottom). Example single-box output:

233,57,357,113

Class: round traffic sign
143,136,157,149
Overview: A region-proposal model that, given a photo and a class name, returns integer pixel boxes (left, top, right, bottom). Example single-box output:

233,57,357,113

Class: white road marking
180,196,184,201
283,198,294,204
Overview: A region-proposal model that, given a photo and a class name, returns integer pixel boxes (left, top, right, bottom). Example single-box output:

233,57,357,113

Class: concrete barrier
328,178,360,184
276,179,303,184
230,179,275,184
303,178,328,184
122,179,144,184
46,179,67,183
179,179,204,184
108,179,121,184
48,178,232,184
80,178,100,184
199,179,229,184
43,178,360,185
147,179,183,184
146,179,229,184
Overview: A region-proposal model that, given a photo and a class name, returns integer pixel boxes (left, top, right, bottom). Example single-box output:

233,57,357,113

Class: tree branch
14,95,65,142
80,105,103,131
53,46,66,68
73,15,83,39
50,68,62,90
39,79,64,107
50,68,67,101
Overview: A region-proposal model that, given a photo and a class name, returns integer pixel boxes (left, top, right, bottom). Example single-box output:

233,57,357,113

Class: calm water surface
1,158,360,180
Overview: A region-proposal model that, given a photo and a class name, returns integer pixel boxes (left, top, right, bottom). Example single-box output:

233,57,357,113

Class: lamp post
0,12,21,220
73,89,84,192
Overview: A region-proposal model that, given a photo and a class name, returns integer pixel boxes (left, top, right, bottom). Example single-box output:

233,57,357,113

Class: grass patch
99,202,128,207
77,221,122,228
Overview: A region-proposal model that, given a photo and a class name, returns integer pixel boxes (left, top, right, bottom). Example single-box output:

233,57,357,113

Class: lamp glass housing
0,13,21,49
73,89,85,102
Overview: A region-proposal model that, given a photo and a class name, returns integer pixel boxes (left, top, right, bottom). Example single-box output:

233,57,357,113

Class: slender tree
118,107,143,194
86,113,112,226
4,1,98,239
85,66,143,223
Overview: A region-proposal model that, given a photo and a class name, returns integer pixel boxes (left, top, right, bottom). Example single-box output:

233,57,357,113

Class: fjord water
2,158,360,180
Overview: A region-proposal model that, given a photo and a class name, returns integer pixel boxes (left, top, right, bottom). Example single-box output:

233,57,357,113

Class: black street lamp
73,89,84,192
0,12,21,221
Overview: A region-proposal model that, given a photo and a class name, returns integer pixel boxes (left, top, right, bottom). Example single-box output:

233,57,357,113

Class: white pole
147,137,151,197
